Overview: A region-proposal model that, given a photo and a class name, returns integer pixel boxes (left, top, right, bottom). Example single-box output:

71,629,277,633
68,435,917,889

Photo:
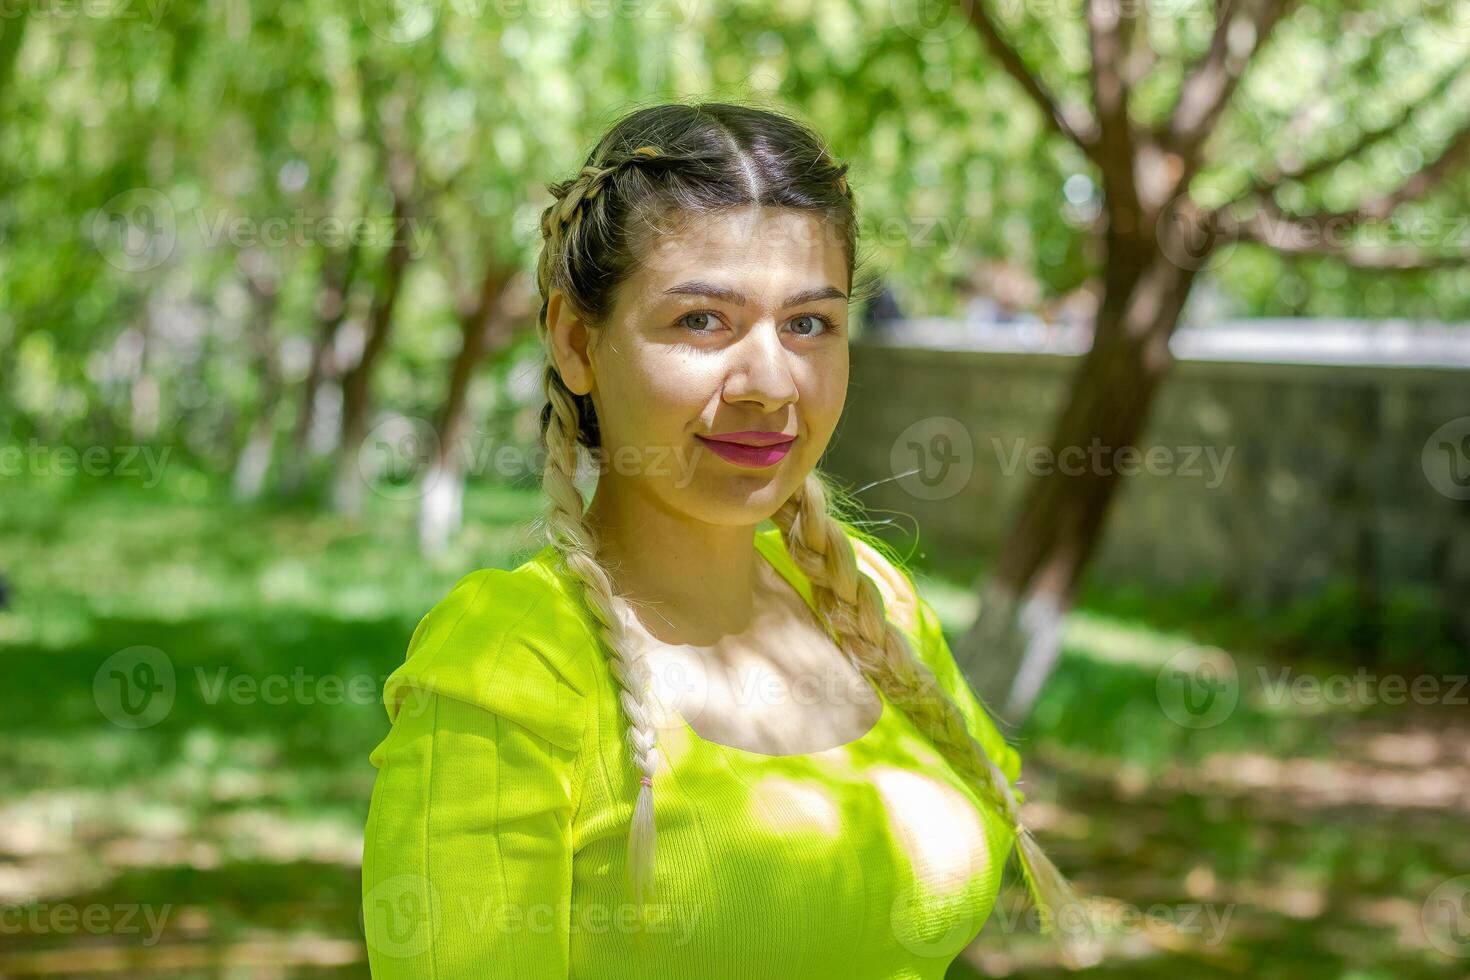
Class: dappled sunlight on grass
919,557,1467,979
3,469,1466,978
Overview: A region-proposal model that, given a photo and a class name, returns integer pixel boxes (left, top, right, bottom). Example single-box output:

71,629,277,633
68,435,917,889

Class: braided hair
532,101,1089,954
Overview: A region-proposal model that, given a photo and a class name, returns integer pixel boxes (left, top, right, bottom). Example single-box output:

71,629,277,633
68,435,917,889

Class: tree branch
963,0,1101,163
1087,0,1143,223
432,222,471,315
1122,6,1158,90
1166,0,1302,172
1225,208,1470,269
1238,65,1468,205
1261,117,1470,226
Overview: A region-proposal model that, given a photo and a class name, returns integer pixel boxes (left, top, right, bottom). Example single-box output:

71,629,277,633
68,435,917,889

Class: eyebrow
663,280,848,308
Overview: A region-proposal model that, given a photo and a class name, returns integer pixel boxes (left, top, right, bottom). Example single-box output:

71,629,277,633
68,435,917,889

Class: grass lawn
1,465,1465,978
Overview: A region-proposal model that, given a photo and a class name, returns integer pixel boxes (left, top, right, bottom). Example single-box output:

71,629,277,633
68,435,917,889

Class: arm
363,689,579,978
363,567,592,979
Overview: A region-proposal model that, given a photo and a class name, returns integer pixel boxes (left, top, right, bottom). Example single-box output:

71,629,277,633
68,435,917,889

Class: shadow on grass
3,471,1466,978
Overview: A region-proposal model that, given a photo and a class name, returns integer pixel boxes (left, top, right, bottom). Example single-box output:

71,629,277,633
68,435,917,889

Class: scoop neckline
526,528,892,760
671,529,890,760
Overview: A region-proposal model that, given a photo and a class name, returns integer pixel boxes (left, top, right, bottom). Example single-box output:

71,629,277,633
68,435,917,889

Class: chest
638,558,892,757
643,623,884,756
570,714,1016,979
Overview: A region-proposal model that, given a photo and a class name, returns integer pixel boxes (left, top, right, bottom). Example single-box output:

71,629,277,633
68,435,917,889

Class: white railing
866,316,1470,368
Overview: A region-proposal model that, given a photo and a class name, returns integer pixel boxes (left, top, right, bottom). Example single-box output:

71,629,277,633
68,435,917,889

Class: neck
584,482,763,644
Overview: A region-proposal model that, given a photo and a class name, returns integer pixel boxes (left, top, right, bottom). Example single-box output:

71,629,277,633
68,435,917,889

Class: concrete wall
826,332,1470,641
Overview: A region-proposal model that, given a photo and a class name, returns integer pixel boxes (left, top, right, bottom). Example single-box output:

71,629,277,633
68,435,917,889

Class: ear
547,289,594,397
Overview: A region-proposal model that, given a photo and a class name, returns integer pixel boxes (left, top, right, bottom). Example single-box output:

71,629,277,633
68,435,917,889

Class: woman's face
556,206,850,527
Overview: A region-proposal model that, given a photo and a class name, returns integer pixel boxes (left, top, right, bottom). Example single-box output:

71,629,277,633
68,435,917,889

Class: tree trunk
232,252,282,502
129,309,159,441
282,241,359,497
956,244,1200,724
417,263,521,555
0,11,28,123
331,191,413,517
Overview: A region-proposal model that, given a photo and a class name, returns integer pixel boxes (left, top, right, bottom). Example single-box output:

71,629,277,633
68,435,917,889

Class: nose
721,317,799,412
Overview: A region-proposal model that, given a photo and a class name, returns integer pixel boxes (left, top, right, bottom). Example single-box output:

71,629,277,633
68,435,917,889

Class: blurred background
2,0,1469,976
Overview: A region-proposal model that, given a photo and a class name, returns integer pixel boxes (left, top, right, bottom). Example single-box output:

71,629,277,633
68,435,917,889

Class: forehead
624,206,849,302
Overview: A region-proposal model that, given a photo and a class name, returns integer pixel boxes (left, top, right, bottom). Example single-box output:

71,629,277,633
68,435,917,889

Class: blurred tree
1,0,1465,591
947,0,1470,721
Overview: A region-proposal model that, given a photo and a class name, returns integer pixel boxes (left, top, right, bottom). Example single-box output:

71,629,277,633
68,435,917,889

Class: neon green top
362,525,1022,978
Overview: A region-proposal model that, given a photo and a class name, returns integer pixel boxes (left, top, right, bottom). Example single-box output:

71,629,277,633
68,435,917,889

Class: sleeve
361,569,589,979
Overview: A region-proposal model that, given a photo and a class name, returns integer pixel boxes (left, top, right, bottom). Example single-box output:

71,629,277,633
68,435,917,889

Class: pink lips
695,431,796,468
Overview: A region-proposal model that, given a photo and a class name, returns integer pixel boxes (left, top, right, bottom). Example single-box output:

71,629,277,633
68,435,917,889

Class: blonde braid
772,473,1094,955
534,144,669,916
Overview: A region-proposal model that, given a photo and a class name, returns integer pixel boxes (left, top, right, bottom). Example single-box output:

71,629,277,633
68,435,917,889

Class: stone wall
826,335,1470,640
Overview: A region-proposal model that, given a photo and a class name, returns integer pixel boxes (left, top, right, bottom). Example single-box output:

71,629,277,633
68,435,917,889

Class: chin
669,477,801,528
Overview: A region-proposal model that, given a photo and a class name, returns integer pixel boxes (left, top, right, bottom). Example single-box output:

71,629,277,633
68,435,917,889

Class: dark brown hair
536,101,874,449
530,99,1088,956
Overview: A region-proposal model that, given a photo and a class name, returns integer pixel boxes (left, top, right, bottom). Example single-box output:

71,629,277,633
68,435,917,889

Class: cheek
599,350,717,434
641,353,723,413
800,357,848,430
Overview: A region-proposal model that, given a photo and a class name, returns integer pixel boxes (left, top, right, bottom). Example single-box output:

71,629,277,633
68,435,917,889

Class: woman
362,101,1085,977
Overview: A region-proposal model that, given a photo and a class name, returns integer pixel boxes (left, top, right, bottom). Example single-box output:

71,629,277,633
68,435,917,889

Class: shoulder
754,524,926,638
383,552,597,752
846,532,925,640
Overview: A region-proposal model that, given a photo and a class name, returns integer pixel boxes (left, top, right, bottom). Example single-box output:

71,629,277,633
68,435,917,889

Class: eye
789,313,836,337
676,311,722,334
